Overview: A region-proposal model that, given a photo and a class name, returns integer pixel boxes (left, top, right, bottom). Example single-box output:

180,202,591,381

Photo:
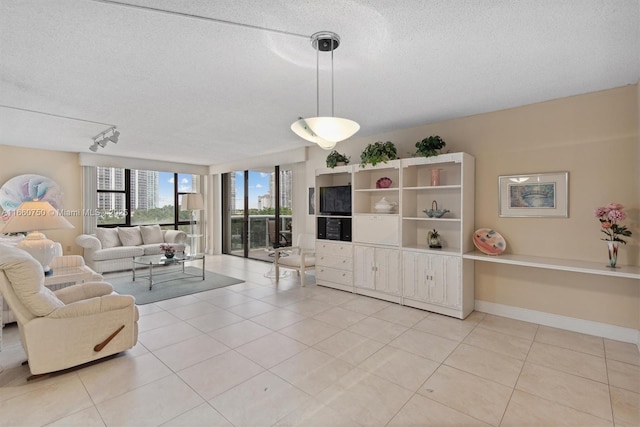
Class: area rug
108,267,244,305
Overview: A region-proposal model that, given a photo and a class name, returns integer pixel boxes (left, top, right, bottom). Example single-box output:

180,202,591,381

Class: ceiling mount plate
311,31,340,51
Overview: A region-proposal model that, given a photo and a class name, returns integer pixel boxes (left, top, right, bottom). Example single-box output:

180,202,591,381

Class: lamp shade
0,200,74,275
181,193,204,211
291,117,359,149
0,200,74,234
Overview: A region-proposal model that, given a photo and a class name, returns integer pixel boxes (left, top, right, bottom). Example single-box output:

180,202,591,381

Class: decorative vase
165,253,175,259
607,241,618,268
430,168,441,186
428,230,442,248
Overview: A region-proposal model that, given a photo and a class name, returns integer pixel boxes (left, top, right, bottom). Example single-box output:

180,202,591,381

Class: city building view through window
96,167,197,228
226,168,293,260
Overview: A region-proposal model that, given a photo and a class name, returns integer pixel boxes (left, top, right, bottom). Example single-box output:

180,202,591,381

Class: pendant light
291,31,359,150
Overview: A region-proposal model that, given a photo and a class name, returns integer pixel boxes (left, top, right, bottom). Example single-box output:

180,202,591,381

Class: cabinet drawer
316,253,353,270
353,215,400,246
317,266,353,286
316,241,352,257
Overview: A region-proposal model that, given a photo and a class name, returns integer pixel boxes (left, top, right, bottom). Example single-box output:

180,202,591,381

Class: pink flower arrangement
594,203,632,244
160,243,176,256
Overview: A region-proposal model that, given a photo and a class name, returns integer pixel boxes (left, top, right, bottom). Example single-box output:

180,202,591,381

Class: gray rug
109,267,244,305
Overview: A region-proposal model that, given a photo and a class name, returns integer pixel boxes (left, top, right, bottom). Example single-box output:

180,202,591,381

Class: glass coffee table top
132,253,205,290
133,253,204,266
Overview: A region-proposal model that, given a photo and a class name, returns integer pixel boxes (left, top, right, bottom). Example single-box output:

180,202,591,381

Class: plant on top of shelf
414,135,446,157
359,141,398,168
325,150,350,168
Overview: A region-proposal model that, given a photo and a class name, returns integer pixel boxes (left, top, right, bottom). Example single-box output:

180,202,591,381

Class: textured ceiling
0,0,638,166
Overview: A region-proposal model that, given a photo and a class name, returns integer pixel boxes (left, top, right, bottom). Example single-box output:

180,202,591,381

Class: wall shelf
403,217,461,222
463,251,640,280
403,185,461,191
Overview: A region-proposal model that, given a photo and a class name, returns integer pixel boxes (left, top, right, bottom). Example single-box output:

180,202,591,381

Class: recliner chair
0,245,138,377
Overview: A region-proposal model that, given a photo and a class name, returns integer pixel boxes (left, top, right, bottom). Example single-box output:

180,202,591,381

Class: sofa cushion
141,225,164,244
92,246,145,261
96,227,122,248
0,247,64,316
118,226,143,246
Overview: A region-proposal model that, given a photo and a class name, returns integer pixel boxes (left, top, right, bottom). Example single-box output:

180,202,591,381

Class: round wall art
0,174,63,217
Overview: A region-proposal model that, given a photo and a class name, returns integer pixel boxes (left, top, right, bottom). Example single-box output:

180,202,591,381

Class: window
222,166,293,261
96,167,199,231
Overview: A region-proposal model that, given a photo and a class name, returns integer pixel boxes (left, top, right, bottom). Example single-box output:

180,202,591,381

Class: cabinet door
402,251,430,302
402,252,461,308
375,248,401,295
353,215,399,245
353,245,375,290
428,254,462,309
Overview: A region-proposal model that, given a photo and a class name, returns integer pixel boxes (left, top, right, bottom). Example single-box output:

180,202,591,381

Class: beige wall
1,85,638,329
0,145,83,255
306,84,639,329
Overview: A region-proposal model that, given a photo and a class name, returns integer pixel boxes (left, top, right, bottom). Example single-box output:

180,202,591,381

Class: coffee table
132,254,205,290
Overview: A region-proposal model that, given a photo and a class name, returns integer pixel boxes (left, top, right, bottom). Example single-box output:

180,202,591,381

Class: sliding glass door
222,166,292,261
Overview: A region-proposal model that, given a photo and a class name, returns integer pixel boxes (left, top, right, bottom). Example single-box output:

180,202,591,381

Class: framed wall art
498,172,569,217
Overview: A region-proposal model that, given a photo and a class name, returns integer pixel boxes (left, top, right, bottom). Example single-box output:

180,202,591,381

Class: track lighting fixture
90,126,119,152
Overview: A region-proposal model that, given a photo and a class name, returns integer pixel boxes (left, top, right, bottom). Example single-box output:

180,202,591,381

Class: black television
319,185,352,215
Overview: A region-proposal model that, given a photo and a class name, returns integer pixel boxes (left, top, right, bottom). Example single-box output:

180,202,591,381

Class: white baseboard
475,300,640,351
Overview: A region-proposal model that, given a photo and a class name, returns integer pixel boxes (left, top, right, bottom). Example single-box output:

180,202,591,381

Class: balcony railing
230,214,292,251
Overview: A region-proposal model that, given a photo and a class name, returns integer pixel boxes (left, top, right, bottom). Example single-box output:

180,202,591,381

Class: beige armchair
274,234,316,287
0,245,138,377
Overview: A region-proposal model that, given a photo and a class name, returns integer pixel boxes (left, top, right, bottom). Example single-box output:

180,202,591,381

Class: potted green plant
359,141,398,168
325,150,350,168
414,135,446,157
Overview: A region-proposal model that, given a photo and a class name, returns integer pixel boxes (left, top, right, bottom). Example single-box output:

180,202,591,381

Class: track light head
108,129,120,143
89,126,120,152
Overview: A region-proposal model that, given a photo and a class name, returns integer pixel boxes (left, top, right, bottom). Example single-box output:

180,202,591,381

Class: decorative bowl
423,208,449,218
423,200,449,218
473,228,506,255
376,177,392,189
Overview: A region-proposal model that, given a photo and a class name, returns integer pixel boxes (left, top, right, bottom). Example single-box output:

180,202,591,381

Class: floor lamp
0,199,74,275
181,193,204,256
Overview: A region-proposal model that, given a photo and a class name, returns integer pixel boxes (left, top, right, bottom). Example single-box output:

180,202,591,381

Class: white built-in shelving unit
315,153,476,319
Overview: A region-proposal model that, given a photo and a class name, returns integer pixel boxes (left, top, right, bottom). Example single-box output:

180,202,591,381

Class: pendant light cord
316,42,320,117
331,42,335,117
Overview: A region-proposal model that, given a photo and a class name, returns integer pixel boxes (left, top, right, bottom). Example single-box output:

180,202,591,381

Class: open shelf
463,251,640,279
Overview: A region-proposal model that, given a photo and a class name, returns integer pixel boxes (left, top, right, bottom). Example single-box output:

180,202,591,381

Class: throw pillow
117,226,143,246
95,227,122,248
140,225,164,244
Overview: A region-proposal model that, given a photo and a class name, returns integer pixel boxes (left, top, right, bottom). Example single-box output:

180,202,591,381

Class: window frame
96,167,198,231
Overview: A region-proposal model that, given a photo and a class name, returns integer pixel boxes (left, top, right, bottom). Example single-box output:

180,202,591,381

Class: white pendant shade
291,32,359,150
291,117,359,150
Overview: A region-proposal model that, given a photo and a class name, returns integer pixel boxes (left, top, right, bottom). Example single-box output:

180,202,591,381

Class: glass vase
430,168,441,186
607,241,618,268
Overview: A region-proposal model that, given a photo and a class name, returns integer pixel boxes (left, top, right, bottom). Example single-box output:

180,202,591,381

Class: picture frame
308,187,315,215
498,172,568,217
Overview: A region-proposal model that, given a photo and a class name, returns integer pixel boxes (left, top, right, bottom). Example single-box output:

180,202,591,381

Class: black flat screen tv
319,185,352,215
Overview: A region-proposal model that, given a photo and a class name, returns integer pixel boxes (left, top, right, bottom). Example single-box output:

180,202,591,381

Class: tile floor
0,255,638,426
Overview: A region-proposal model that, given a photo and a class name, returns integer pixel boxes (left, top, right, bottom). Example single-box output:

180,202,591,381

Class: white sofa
76,225,187,273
